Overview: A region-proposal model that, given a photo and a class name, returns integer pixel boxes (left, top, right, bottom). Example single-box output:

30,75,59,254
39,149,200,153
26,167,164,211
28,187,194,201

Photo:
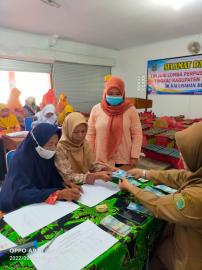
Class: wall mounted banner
147,55,202,95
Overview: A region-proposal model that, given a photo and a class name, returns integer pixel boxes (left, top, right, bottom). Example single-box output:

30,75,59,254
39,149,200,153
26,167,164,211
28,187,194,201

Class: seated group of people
0,76,144,209
0,76,201,270
0,88,74,134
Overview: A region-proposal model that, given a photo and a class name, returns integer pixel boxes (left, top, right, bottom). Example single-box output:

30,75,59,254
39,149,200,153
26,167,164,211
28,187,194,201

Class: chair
6,150,16,170
24,117,33,131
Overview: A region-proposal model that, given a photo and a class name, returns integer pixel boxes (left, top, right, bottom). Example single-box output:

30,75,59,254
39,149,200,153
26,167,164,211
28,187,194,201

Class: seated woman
40,89,57,110
14,108,25,129
23,96,40,117
32,104,57,128
58,104,74,126
56,93,74,113
7,87,25,129
0,104,20,134
119,122,202,270
55,112,113,185
0,123,82,212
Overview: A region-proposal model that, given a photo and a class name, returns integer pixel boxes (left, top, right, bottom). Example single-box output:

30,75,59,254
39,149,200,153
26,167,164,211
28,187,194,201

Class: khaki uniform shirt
132,169,202,270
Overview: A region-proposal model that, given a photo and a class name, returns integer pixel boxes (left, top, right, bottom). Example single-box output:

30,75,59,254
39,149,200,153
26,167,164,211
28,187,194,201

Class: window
0,58,52,106
53,62,111,112
0,71,51,105
15,72,51,105
0,71,10,103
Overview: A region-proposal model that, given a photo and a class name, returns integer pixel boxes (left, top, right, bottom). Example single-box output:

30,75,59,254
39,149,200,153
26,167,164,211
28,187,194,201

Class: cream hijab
175,121,202,190
57,112,95,173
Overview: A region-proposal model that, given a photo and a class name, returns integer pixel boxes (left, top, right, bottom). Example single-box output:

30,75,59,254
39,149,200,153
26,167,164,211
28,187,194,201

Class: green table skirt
0,187,164,270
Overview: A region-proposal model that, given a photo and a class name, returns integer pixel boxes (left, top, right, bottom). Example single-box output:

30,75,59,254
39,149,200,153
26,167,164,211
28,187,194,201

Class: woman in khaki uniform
119,122,202,270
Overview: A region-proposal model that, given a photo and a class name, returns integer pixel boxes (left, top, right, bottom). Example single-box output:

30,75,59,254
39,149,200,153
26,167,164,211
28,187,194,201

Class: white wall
1,27,202,118
112,35,202,118
0,27,118,67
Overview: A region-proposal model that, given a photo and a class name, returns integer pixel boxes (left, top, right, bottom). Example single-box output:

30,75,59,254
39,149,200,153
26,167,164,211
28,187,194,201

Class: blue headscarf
0,123,64,212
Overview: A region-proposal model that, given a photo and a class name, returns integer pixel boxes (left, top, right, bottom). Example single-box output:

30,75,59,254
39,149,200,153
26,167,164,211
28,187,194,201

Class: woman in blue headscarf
0,123,81,212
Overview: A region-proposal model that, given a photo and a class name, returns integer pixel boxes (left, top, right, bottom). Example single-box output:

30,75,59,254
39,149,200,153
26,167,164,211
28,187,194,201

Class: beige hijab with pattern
175,121,202,190
57,112,95,173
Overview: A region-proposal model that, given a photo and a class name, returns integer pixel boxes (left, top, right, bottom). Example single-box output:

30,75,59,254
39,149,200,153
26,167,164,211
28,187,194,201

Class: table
155,129,177,148
141,124,151,131
137,156,171,170
0,179,164,270
127,98,153,109
2,135,25,152
143,128,168,144
142,144,180,168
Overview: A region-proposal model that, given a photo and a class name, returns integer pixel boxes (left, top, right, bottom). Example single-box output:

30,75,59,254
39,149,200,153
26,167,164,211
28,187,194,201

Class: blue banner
147,55,202,95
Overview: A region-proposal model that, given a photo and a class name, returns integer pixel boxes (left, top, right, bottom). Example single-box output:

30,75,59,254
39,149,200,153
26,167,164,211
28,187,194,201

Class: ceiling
0,0,202,49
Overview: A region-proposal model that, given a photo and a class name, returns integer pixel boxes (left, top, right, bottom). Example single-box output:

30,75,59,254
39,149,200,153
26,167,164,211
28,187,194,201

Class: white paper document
78,180,120,207
6,131,29,137
29,220,118,270
4,201,79,238
0,234,15,251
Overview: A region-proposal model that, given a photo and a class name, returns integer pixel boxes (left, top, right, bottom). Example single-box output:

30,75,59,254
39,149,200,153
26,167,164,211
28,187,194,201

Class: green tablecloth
0,180,164,270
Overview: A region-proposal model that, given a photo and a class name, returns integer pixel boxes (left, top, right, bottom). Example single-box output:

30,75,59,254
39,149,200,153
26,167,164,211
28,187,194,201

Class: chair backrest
6,150,16,170
24,117,33,131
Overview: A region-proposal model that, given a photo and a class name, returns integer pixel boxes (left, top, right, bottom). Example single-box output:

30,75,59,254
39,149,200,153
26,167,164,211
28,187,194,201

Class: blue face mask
106,95,123,106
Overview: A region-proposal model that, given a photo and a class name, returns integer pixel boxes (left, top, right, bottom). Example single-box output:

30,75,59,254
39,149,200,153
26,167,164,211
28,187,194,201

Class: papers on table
29,220,118,270
6,131,29,137
4,201,79,238
78,180,120,207
0,234,15,251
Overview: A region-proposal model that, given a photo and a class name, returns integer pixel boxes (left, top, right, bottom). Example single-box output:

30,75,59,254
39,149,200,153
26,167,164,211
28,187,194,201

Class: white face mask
31,132,56,159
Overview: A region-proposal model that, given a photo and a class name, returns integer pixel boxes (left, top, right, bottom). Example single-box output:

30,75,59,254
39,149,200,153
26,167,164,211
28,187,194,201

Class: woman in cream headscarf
23,96,39,117
55,112,113,185
119,122,202,270
0,104,20,134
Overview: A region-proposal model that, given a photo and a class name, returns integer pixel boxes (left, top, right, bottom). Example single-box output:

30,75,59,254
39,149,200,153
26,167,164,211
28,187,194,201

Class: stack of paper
78,180,120,207
4,201,79,237
0,234,15,251
6,131,29,137
29,220,118,270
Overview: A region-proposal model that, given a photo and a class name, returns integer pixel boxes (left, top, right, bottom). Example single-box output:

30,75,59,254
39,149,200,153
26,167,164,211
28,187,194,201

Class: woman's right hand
66,181,84,193
119,178,133,192
95,171,112,182
127,168,146,179
57,188,81,201
0,211,4,220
